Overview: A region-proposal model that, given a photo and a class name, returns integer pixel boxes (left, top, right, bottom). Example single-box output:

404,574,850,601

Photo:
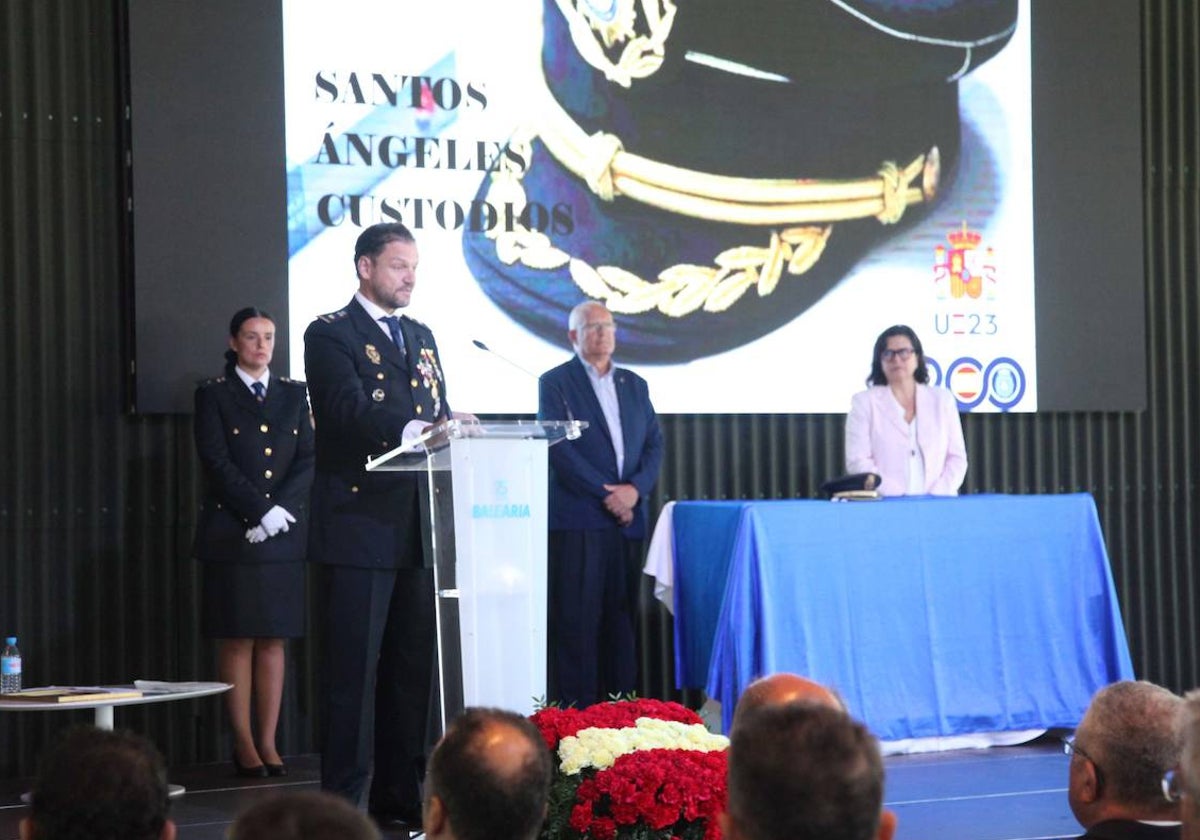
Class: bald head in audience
1067,680,1182,838
423,707,553,840
230,791,380,840
723,702,895,840
1181,690,1200,840
732,673,843,729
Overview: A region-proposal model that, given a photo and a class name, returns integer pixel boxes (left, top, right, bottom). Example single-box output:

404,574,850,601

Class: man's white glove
260,505,296,537
245,525,269,544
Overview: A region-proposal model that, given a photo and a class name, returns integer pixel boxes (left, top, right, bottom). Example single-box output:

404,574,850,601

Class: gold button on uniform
415,405,423,415
350,486,359,493
232,428,240,435
377,372,385,380
265,447,273,456
410,378,418,388
264,469,273,479
260,424,269,433
372,388,385,402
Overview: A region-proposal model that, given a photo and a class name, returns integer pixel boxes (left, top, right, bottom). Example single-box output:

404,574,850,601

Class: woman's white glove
260,505,296,537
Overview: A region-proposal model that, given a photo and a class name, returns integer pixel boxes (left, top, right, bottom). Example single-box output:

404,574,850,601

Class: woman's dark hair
224,306,274,376
867,324,928,386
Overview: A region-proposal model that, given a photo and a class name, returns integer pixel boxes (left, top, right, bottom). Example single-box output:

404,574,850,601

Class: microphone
471,339,540,380
472,339,580,432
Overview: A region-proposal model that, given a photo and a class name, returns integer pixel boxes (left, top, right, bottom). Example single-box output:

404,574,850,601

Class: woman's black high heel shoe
265,762,288,777
233,756,268,779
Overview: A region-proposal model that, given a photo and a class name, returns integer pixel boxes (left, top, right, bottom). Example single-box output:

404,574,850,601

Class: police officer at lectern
304,222,469,832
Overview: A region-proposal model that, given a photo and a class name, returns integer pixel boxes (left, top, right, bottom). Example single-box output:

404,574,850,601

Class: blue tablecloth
670,494,1134,737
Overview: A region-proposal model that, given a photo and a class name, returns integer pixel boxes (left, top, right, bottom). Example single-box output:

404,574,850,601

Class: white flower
557,717,729,775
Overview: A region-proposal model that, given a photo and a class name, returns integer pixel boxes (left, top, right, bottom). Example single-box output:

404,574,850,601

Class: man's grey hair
1083,680,1183,811
568,300,606,332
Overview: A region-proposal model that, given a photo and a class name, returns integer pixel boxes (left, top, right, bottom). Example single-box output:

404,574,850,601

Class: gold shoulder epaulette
318,309,349,323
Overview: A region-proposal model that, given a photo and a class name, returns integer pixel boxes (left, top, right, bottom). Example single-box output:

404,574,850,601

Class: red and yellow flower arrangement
531,698,728,840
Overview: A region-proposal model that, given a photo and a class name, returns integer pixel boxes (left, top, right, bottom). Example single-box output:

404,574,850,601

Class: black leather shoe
368,806,423,833
265,762,287,777
232,757,268,779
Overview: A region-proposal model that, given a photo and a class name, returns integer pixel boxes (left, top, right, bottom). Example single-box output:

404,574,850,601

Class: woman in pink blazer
845,325,968,496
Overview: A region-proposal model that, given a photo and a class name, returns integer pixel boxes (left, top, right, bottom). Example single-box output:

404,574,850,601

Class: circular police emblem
372,388,385,402
984,358,1026,410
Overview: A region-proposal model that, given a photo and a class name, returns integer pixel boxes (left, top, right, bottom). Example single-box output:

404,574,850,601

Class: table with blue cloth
663,494,1134,737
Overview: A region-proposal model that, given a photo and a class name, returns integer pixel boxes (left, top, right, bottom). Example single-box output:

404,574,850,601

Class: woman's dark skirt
201,561,305,639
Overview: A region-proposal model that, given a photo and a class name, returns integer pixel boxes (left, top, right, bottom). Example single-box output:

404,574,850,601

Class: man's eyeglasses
1163,768,1182,803
881,348,914,361
1063,735,1105,790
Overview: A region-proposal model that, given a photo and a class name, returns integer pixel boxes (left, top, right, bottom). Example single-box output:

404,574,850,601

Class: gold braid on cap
536,83,940,226
480,85,941,318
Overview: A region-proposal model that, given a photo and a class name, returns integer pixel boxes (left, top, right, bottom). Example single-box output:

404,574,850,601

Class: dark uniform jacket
193,374,315,564
1077,820,1181,840
303,298,449,569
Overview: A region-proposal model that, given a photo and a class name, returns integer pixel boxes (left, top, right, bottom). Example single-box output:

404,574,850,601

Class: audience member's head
20,726,174,840
229,791,380,840
722,702,896,840
423,707,553,840
1067,680,1183,831
731,672,844,731
1179,690,1200,840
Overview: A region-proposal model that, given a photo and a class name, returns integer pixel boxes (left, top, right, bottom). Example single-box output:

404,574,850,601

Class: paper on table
134,680,229,694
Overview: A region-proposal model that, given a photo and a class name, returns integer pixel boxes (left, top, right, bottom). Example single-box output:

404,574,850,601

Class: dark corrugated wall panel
0,0,219,775
1142,0,1200,696
0,0,1198,777
3,0,120,767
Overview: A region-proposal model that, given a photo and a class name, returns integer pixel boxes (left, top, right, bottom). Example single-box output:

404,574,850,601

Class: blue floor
887,738,1080,840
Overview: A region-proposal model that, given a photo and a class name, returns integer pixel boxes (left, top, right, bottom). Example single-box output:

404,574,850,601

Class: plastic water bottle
1,637,21,693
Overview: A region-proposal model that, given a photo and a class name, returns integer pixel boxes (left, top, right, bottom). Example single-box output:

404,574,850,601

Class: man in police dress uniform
304,222,455,832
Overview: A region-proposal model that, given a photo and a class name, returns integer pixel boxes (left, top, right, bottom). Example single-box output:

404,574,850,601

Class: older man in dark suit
537,301,664,707
305,222,459,832
1066,680,1183,840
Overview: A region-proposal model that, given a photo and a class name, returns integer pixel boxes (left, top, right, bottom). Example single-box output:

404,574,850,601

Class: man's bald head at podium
732,673,844,731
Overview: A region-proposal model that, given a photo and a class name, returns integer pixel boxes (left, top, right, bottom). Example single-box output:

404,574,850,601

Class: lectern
365,418,585,731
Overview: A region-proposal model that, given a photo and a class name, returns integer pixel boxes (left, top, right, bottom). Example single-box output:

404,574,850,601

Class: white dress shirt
582,358,625,478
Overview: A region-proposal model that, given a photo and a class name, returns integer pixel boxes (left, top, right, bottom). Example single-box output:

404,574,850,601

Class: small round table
0,681,232,798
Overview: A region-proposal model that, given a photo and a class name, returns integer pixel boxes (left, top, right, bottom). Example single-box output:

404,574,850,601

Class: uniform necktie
381,315,405,352
251,382,266,403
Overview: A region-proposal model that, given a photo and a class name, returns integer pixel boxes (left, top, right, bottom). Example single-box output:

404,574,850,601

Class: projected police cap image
462,0,1019,364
